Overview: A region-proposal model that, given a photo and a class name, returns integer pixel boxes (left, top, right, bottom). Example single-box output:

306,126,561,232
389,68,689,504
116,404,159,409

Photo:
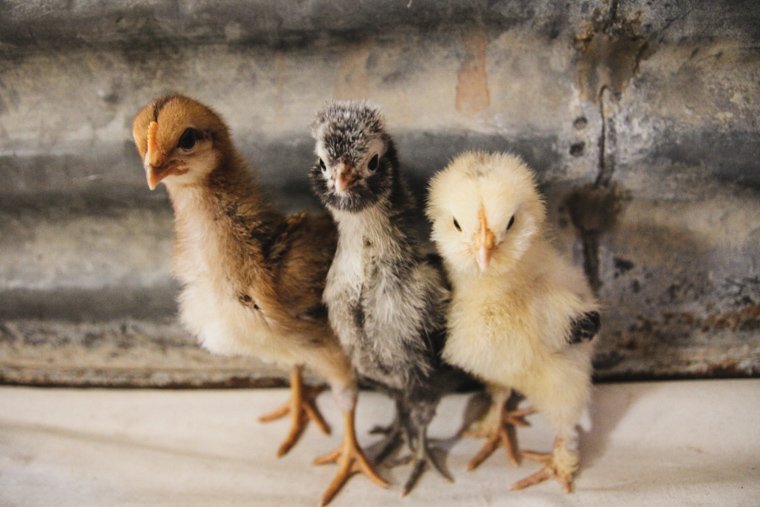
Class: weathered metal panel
0,0,758,385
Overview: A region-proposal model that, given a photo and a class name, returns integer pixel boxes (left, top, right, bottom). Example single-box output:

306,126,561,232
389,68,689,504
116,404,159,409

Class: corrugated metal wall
1,0,758,386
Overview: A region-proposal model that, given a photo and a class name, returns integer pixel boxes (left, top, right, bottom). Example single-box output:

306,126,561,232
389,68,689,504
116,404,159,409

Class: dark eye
319,158,327,172
507,215,515,230
453,218,461,231
177,128,198,150
368,154,379,172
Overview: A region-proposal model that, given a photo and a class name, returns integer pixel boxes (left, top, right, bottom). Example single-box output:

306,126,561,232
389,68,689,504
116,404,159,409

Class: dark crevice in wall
579,229,602,294
595,86,616,188
575,87,619,294
568,29,629,294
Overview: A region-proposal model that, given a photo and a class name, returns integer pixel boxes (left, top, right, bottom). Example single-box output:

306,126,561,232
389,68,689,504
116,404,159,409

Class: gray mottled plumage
310,101,466,494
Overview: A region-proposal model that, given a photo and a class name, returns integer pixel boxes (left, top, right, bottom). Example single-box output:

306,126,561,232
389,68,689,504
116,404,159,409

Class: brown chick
132,95,387,505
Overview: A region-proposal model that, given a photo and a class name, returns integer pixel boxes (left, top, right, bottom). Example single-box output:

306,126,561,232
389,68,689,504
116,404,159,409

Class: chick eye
177,128,198,150
453,217,461,231
506,215,515,231
319,158,327,172
368,154,379,172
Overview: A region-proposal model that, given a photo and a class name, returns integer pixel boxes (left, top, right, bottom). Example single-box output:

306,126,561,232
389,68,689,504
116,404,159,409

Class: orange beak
334,163,355,193
145,121,167,191
475,206,496,272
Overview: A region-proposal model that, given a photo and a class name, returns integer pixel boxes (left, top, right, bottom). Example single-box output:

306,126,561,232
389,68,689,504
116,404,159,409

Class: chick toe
512,438,577,493
317,411,389,506
467,401,536,469
259,367,331,457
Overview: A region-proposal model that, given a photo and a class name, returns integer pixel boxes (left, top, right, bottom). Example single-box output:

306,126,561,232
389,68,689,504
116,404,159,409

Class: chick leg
511,352,591,493
258,365,331,457
466,388,536,470
512,436,577,493
368,399,405,464
393,396,454,496
399,422,454,496
315,409,389,506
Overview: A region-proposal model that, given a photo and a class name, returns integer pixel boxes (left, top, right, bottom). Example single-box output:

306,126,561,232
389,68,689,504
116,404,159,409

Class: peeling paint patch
456,26,490,115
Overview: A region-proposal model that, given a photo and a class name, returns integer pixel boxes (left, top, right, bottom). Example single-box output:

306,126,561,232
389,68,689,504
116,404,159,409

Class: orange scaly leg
315,409,389,506
466,395,536,470
259,366,331,457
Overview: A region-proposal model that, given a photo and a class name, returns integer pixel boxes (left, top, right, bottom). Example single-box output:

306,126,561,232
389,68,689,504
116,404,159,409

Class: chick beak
145,121,167,191
476,207,496,272
146,166,164,191
334,163,354,193
477,243,494,272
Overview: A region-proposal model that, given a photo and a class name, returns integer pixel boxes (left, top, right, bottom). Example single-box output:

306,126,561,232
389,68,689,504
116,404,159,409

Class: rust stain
702,303,760,332
334,39,371,99
660,303,760,333
456,27,490,115
575,13,651,102
702,359,741,378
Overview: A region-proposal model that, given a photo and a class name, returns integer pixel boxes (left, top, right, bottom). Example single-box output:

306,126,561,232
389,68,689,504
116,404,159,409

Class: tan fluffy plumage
132,95,386,505
426,151,600,492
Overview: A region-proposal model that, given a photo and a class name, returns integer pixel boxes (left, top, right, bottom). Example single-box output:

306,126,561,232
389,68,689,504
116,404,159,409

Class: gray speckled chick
310,101,467,495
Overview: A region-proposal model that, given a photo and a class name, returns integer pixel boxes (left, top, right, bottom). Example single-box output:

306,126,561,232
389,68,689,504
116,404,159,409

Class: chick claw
258,367,330,457
392,425,454,497
315,412,389,506
466,405,536,469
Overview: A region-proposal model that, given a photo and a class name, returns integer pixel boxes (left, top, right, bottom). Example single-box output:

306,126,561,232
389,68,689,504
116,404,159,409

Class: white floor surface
1,380,759,506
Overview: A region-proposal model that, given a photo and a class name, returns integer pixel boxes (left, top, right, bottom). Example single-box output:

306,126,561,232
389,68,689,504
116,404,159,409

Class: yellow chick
426,151,600,492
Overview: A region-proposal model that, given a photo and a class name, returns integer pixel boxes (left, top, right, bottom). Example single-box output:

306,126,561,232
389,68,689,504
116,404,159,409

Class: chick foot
398,429,453,496
315,410,389,506
511,437,577,493
368,414,404,464
258,366,330,457
466,399,536,469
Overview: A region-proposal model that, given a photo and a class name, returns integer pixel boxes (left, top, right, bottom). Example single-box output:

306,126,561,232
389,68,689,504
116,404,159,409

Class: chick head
426,151,546,276
132,95,230,191
310,100,394,212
